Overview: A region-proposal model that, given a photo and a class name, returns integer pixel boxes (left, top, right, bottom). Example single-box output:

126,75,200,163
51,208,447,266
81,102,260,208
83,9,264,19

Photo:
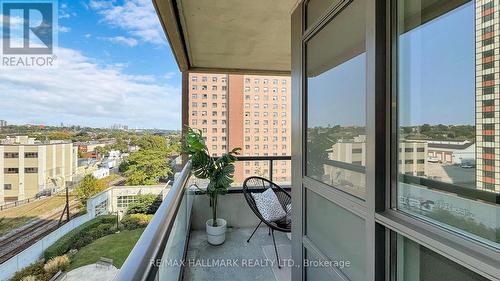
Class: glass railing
116,155,292,281
115,162,193,281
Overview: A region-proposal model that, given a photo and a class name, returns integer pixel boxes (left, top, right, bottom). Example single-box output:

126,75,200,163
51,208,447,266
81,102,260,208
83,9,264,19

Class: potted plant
183,127,241,245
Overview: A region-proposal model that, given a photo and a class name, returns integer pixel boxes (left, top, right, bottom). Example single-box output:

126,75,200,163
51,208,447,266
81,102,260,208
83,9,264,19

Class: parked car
427,157,439,163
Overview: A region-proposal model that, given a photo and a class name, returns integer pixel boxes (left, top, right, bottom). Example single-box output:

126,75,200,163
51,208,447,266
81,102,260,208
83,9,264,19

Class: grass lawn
68,228,145,270
0,193,79,236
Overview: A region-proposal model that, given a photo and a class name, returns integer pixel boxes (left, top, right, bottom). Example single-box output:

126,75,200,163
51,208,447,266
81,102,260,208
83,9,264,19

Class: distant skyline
0,0,182,130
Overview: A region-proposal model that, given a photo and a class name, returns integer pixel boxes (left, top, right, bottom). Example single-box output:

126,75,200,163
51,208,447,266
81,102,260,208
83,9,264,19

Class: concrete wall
190,192,261,230
0,213,92,281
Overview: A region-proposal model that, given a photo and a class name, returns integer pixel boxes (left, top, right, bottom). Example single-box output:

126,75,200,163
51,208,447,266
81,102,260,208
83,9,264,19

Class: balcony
116,156,293,281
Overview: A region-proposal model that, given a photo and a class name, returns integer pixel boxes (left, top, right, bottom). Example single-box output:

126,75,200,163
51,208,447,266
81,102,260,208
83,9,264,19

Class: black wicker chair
243,176,291,268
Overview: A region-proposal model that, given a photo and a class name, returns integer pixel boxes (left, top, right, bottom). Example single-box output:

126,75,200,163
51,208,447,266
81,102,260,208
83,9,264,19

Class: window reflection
396,235,489,281
397,0,500,247
305,0,367,199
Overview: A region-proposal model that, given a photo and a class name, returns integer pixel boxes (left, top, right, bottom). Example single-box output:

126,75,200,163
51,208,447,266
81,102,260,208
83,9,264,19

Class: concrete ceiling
154,0,298,74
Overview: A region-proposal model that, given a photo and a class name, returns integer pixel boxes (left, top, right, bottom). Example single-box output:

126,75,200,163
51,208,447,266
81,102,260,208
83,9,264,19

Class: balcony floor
183,227,291,281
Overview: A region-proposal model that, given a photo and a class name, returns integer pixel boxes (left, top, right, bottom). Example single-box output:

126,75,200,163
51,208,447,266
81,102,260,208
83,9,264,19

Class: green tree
123,149,172,185
110,139,129,152
76,175,106,206
126,194,162,214
136,135,168,150
94,146,109,158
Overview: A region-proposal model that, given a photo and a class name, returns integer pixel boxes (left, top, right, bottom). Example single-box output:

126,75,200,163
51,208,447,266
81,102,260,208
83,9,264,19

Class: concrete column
18,146,25,200
0,146,4,205
52,145,56,177
61,144,66,186
38,146,46,191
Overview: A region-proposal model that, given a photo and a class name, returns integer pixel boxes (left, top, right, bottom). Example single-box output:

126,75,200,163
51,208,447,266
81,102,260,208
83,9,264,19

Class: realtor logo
0,0,58,67
1,0,56,55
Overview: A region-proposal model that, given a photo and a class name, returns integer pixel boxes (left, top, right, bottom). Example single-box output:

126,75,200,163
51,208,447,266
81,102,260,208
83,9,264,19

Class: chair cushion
251,188,287,222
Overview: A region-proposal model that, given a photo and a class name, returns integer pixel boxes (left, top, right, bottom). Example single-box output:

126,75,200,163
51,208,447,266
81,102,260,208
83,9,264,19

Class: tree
94,146,109,158
123,149,172,185
137,135,168,150
76,175,106,206
126,194,162,214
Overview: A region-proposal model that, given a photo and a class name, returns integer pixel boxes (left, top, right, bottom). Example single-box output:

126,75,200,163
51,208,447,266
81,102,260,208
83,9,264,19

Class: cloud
1,15,23,27
89,0,165,45
59,3,76,19
84,33,92,38
163,72,177,80
102,36,138,47
0,47,181,129
59,26,71,33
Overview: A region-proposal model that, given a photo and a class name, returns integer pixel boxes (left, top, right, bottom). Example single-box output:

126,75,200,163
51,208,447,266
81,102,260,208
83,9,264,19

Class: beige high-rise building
0,136,78,204
188,73,291,183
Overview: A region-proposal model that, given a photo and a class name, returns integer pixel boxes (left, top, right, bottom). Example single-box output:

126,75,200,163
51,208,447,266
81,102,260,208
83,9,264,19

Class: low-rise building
326,135,428,177
92,168,110,180
0,136,78,204
425,139,475,164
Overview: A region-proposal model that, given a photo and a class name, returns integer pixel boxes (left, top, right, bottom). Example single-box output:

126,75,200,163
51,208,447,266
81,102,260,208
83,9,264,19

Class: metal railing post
269,159,274,181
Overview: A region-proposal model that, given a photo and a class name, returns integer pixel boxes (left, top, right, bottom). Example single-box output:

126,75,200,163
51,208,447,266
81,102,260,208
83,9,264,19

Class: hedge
9,261,50,281
43,215,116,260
121,213,153,230
126,194,162,215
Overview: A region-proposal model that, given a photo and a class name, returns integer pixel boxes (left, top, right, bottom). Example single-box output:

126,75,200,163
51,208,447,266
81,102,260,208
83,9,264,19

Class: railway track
0,204,81,264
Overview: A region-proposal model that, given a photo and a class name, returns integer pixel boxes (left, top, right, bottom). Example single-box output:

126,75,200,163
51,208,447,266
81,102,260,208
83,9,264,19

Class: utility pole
65,183,70,221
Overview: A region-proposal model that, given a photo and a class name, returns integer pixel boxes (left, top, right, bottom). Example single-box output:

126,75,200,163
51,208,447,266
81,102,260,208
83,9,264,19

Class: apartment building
327,136,427,175
188,73,291,183
399,141,428,177
476,0,500,193
0,136,78,204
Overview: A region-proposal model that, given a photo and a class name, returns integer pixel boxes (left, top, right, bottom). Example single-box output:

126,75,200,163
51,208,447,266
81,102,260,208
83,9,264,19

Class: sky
0,0,182,130
308,1,474,128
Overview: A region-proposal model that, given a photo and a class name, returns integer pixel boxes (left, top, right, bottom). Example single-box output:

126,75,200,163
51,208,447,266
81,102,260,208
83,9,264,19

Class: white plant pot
206,218,227,245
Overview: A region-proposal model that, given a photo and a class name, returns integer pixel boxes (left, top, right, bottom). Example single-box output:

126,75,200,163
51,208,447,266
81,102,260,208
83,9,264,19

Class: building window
483,62,494,69
352,148,363,154
483,38,494,46
4,168,19,174
483,111,494,118
4,152,19,158
482,1,494,11
24,152,38,158
191,76,197,82
4,184,12,190
25,167,38,173
396,0,500,249
482,13,494,22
